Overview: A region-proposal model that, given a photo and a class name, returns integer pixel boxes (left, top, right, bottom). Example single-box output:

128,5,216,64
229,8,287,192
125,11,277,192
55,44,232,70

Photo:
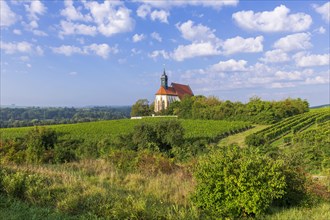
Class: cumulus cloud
23,0,47,36
59,20,97,37
61,0,92,21
13,29,22,35
25,0,47,20
134,0,238,9
294,53,329,67
150,9,169,23
132,33,145,42
305,76,329,85
222,36,264,55
0,1,17,27
172,42,220,61
51,43,118,59
149,50,170,60
260,49,290,63
314,2,330,22
151,32,162,42
0,41,43,55
176,20,218,43
136,5,169,23
273,33,312,52
51,45,84,56
210,59,248,72
232,5,312,32
59,1,134,38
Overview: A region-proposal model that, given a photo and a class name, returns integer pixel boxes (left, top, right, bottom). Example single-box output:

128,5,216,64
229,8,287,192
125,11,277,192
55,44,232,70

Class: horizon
1,0,329,107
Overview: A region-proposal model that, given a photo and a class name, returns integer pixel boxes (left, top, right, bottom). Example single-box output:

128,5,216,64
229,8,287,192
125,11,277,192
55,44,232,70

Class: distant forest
0,106,131,128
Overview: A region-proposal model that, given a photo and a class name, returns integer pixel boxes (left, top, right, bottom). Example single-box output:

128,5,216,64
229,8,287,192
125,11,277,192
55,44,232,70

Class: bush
192,145,306,218
121,120,185,153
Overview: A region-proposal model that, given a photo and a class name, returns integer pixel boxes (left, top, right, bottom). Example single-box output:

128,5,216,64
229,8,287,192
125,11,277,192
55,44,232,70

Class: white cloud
150,9,169,23
0,41,33,54
271,82,295,88
59,1,134,38
260,49,290,63
85,43,118,59
135,0,238,9
222,36,263,55
136,4,151,18
26,63,32,68
273,33,312,52
0,1,17,27
59,20,97,37
132,33,145,42
232,5,312,32
210,59,248,72
51,45,84,56
314,2,330,23
23,0,47,36
151,32,162,42
149,50,170,60
13,29,22,35
305,76,329,85
172,42,220,61
84,1,134,37
25,0,47,20
136,5,169,23
316,26,326,34
275,71,303,80
51,43,118,59
176,20,218,43
294,52,329,67
61,0,92,21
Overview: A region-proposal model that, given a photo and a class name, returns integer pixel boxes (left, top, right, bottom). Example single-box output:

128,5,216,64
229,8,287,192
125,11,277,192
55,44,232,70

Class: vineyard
0,118,252,144
245,108,330,147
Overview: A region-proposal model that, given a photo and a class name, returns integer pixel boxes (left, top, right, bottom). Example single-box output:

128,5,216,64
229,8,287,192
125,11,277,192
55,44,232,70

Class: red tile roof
155,86,177,96
155,83,194,99
171,83,194,99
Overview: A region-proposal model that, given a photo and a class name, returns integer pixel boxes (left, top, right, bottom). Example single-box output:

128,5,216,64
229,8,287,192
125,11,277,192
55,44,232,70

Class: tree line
131,96,309,124
0,106,131,128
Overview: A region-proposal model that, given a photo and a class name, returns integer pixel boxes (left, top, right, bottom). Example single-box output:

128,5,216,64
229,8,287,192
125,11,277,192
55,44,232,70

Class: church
154,69,194,112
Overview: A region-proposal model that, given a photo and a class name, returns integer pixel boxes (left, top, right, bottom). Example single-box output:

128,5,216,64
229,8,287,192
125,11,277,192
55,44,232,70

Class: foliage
245,108,329,147
0,106,131,128
192,145,307,218
130,99,152,117
26,127,58,164
169,96,309,124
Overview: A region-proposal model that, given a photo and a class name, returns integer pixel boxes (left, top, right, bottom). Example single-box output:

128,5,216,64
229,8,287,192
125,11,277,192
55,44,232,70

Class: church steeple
161,67,168,89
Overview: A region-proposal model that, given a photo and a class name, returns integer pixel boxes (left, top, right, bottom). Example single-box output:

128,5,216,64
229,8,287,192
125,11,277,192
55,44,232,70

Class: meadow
1,108,329,219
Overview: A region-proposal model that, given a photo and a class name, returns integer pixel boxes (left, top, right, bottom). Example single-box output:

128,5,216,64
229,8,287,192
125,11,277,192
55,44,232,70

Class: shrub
25,127,58,164
192,145,303,218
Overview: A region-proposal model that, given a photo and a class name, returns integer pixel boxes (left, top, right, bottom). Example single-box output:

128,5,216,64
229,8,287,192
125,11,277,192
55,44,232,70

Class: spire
161,66,168,89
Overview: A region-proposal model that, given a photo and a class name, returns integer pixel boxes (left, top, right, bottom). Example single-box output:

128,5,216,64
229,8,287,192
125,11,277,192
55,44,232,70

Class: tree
25,127,58,164
130,99,151,117
192,145,306,218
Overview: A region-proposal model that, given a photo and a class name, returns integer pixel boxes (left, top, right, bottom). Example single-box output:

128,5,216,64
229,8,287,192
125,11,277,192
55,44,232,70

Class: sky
1,0,329,107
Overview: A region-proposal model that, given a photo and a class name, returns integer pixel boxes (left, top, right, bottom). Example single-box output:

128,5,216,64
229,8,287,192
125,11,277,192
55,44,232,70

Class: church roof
155,86,177,96
171,83,194,99
155,82,194,99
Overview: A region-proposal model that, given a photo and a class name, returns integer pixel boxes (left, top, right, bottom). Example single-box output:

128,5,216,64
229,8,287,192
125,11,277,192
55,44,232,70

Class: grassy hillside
0,118,252,143
1,112,329,219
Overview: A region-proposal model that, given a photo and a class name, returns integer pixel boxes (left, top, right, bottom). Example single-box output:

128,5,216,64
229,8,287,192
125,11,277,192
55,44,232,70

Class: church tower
154,67,194,113
161,68,168,89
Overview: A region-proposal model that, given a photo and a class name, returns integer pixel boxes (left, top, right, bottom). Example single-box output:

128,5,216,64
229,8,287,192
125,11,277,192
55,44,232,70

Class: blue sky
1,0,329,107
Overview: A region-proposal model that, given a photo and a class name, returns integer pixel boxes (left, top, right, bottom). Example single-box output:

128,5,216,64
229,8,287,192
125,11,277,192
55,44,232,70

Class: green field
1,110,329,219
0,118,252,143
245,107,330,147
